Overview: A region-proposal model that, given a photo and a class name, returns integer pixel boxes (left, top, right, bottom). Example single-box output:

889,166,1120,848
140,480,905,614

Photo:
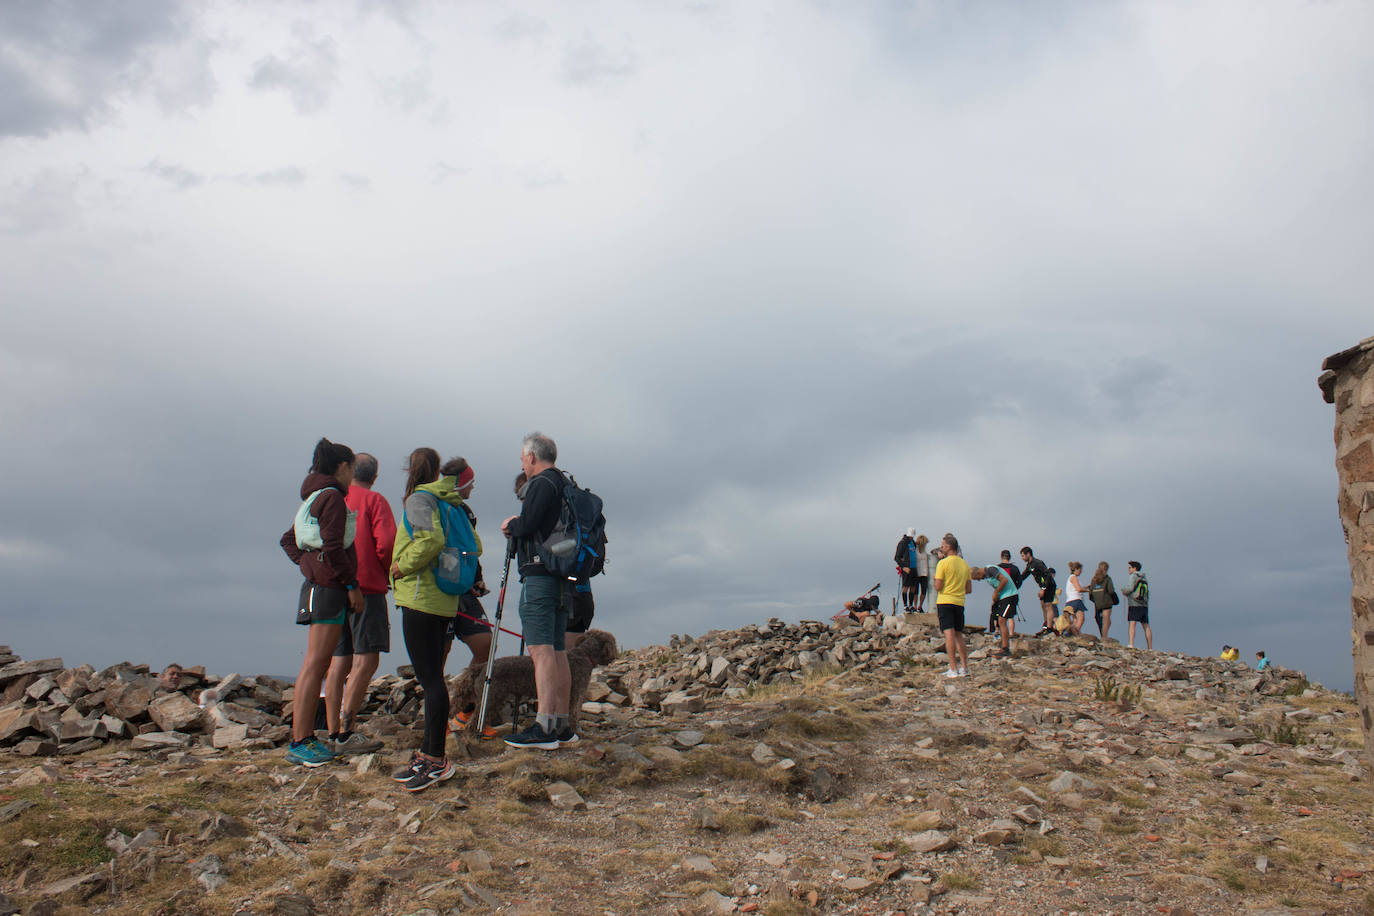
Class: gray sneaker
332,732,383,756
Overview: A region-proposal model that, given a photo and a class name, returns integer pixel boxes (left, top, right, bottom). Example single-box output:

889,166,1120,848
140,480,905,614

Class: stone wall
1319,334,1374,767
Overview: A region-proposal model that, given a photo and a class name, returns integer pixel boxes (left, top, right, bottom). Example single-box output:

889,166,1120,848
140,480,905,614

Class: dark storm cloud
248,25,340,114
0,0,192,137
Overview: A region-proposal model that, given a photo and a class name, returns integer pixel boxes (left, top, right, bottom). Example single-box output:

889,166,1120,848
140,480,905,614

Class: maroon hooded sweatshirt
280,472,359,590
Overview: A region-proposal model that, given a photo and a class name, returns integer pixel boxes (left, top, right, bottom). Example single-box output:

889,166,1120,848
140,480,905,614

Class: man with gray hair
500,432,575,749
325,451,393,754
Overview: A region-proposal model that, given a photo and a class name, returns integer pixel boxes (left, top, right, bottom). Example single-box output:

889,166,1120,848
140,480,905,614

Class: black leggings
401,607,450,758
915,577,930,605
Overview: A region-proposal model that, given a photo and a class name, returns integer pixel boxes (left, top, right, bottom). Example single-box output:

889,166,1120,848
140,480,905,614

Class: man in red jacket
325,452,396,754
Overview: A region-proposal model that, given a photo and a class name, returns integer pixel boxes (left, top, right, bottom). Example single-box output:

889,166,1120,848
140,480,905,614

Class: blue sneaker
285,736,336,767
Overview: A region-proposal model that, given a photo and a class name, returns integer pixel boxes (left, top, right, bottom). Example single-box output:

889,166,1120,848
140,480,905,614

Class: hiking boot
556,726,580,747
285,736,335,768
503,723,561,750
391,751,424,782
332,732,383,756
402,756,455,793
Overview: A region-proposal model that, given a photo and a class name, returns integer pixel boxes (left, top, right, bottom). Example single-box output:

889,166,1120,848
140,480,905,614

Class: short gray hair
522,431,557,464
353,453,379,485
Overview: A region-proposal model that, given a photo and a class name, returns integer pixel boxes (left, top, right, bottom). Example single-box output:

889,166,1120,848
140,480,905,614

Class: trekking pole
475,537,516,736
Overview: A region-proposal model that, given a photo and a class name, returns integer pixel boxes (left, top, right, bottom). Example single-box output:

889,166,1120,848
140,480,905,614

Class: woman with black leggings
387,447,479,792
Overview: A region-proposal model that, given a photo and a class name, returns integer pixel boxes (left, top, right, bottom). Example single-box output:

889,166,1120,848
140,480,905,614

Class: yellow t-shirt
934,555,970,607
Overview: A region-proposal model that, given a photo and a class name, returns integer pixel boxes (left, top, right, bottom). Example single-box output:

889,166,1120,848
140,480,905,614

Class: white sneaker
958,666,968,677
944,669,960,679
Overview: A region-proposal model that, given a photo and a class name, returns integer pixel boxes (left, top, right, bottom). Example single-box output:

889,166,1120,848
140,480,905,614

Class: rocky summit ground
1,616,1372,916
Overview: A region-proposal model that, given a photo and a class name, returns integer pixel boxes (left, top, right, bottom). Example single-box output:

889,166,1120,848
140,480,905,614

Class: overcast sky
2,0,1370,691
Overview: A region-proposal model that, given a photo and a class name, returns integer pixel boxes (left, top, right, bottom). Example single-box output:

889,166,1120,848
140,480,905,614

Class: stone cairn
0,615,1317,757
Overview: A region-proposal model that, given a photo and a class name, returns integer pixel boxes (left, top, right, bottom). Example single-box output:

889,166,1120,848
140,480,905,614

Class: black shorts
567,587,595,634
993,596,1019,620
449,593,493,640
297,581,347,626
1127,605,1150,623
334,592,390,655
936,603,965,633
900,571,921,587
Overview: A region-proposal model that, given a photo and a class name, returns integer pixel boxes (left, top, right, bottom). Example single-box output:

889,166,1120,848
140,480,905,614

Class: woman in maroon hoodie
280,438,363,767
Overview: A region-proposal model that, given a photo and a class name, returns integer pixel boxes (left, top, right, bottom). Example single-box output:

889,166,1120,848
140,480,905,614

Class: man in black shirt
1020,546,1057,637
500,432,575,750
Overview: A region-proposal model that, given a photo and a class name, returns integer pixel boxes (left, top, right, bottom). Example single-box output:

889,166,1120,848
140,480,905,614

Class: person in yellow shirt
933,532,973,678
1220,645,1239,662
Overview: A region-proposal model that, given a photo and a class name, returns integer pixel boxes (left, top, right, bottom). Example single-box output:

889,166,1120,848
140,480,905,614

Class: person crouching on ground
388,447,469,792
972,564,1018,657
500,431,577,750
280,438,363,768
933,533,973,678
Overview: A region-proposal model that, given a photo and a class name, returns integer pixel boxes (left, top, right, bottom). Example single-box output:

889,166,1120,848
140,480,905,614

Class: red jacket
346,484,397,595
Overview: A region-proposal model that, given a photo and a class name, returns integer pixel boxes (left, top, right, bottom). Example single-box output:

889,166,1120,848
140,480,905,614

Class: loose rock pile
0,646,437,757
0,618,1320,759
593,614,1317,717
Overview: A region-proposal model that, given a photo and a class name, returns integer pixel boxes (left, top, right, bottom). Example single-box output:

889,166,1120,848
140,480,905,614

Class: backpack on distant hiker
998,562,1023,588
294,487,357,550
404,496,480,595
538,471,608,580
1131,575,1150,604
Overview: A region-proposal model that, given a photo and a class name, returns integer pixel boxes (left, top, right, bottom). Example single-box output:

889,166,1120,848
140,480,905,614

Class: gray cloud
561,35,636,86
231,167,305,187
520,164,565,189
248,24,339,114
433,162,467,185
495,12,549,41
339,172,371,192
374,64,433,114
145,159,203,190
0,169,84,234
0,0,190,137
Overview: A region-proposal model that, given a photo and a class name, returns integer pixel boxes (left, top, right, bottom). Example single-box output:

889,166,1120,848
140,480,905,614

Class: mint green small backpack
294,487,357,550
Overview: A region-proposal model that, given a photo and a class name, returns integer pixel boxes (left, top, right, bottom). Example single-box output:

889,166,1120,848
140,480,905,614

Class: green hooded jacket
390,476,483,617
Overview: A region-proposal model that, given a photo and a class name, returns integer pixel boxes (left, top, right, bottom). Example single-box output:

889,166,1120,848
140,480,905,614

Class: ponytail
310,438,355,476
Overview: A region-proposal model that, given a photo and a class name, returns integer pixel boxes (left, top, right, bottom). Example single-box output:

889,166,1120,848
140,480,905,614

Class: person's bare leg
530,646,573,716
1101,609,1112,643
341,652,379,730
324,654,349,734
463,631,492,672
1127,621,1136,648
943,629,959,671
293,624,342,742
1143,623,1153,650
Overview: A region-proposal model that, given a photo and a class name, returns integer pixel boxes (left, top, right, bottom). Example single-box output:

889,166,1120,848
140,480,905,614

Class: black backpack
998,562,1023,588
537,471,608,579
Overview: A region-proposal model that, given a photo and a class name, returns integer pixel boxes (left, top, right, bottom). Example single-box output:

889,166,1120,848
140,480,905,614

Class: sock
329,733,340,741
337,731,352,742
291,739,306,748
553,714,570,733
536,712,556,732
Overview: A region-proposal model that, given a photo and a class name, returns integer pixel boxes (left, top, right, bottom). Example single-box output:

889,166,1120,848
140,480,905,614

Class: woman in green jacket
388,447,480,792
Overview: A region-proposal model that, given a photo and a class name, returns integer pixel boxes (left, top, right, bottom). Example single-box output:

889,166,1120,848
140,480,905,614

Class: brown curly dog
449,629,618,736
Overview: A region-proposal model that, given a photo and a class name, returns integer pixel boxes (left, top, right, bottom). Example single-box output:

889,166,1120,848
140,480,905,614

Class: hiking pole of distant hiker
475,537,516,736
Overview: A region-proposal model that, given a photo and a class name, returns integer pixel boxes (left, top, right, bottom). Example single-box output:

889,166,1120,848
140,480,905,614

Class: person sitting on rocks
159,664,183,691
1255,650,1270,670
1220,645,1240,661
841,592,881,624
